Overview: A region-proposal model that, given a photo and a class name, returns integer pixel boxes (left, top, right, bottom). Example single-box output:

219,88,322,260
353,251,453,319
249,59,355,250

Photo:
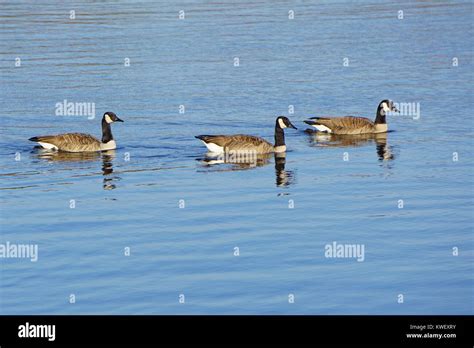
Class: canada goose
29,112,123,152
195,116,297,154
304,100,398,135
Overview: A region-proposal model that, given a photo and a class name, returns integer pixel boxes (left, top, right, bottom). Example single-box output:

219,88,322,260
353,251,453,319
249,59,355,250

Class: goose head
276,116,297,130
375,100,398,124
103,112,124,124
378,100,398,115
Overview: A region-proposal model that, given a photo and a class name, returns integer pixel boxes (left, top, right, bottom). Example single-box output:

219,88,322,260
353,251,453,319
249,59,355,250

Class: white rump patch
202,141,224,153
38,142,58,150
278,118,287,129
314,124,332,133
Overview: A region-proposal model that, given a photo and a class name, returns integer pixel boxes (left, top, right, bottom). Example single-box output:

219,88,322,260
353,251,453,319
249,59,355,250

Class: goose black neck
102,119,113,143
375,107,386,124
274,123,285,147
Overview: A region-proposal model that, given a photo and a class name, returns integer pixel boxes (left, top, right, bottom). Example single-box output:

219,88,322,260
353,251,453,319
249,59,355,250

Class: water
0,0,473,314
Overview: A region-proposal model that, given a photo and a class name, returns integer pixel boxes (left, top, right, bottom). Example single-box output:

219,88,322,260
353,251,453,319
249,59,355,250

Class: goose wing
29,133,101,152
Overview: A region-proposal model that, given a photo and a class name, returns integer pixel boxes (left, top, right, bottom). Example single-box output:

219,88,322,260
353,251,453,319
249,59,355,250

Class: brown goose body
306,116,386,135
196,116,297,154
29,112,123,152
304,100,397,135
196,134,275,153
30,133,102,152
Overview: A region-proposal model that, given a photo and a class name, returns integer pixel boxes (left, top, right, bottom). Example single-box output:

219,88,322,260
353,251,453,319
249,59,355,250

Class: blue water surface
0,0,473,314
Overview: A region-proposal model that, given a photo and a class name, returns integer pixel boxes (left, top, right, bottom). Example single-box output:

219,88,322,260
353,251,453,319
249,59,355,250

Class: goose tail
195,135,212,142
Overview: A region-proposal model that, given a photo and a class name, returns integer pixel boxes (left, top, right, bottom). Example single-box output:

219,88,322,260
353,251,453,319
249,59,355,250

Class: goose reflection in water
198,151,294,187
32,149,120,190
274,152,293,187
305,131,395,161
101,152,118,190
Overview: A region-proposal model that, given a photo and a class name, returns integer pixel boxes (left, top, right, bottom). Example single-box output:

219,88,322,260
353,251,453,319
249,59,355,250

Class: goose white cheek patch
104,114,113,123
278,118,287,128
382,103,391,112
